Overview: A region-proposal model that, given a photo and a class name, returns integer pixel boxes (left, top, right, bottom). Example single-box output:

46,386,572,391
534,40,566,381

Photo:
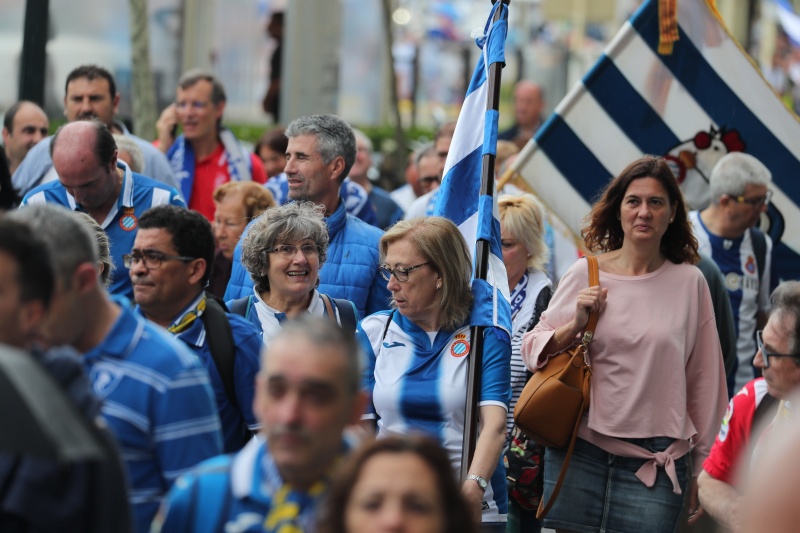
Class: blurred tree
129,0,156,138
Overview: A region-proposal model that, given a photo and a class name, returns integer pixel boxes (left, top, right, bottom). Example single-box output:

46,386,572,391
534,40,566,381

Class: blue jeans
541,437,688,533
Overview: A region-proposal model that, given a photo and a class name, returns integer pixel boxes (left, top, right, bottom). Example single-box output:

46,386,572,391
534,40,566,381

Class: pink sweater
521,258,727,474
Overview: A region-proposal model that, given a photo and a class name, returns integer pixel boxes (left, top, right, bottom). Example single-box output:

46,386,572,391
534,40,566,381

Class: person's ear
187,258,208,286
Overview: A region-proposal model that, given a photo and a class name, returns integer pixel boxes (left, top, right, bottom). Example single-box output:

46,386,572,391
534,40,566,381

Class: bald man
498,81,545,149
20,120,185,298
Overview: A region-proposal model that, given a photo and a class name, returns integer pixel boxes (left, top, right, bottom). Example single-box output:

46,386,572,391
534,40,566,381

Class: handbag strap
583,256,600,342
536,256,599,519
536,365,592,519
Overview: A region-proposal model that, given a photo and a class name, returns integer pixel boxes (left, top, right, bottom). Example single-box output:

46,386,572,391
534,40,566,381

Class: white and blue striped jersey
21,161,185,299
358,311,511,521
83,301,223,533
690,211,772,393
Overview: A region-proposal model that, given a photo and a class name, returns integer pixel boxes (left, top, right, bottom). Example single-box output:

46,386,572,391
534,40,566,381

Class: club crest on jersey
450,334,470,358
745,255,756,274
718,399,734,442
119,207,138,231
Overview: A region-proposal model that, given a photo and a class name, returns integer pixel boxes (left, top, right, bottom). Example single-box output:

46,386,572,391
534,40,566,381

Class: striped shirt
83,301,223,533
358,311,511,522
690,211,772,392
21,161,185,299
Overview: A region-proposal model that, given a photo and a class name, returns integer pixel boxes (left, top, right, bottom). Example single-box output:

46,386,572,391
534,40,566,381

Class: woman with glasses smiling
356,216,511,532
235,201,358,347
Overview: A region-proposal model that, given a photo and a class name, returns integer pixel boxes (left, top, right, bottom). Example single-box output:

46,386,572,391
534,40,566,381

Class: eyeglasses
122,250,197,270
419,175,441,186
732,190,772,208
756,330,800,368
379,262,430,282
268,244,320,257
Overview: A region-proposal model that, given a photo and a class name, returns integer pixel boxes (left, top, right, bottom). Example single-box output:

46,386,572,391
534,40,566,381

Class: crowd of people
0,61,798,533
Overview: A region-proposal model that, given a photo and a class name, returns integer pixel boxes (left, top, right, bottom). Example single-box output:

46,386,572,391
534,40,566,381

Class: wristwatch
467,474,488,492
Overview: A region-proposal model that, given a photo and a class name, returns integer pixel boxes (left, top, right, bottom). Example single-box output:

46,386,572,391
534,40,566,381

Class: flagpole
460,0,510,484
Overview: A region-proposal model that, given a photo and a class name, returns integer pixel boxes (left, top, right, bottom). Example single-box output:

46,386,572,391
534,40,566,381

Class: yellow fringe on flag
658,0,679,55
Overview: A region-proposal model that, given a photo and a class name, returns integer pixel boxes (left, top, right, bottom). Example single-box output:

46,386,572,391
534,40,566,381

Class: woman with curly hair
521,155,727,533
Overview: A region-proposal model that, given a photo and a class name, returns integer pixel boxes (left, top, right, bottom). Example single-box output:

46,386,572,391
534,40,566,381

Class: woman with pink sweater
521,155,727,533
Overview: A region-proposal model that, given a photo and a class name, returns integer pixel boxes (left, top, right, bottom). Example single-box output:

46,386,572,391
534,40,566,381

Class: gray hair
112,134,145,174
771,281,800,356
264,318,363,393
285,114,356,182
241,201,329,293
8,205,99,289
178,68,226,105
352,128,373,153
709,152,772,204
414,142,437,169
74,212,114,288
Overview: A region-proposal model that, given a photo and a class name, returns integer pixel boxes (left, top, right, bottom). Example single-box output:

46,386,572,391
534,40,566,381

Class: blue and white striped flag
513,0,800,281
433,1,512,335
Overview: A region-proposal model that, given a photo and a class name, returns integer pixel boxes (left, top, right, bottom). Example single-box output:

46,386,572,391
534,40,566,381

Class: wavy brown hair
582,155,699,265
318,435,477,533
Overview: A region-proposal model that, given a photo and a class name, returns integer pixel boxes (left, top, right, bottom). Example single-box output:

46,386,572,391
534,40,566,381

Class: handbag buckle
582,331,593,343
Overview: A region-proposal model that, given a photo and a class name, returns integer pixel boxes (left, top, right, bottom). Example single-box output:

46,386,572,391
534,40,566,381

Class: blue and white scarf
167,128,253,204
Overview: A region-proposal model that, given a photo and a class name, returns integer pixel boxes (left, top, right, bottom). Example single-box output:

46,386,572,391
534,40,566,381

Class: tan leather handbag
513,255,599,518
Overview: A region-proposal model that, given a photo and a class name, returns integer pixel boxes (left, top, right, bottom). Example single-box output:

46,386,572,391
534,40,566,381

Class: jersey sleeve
356,314,388,420
702,384,757,485
230,315,263,430
479,327,511,410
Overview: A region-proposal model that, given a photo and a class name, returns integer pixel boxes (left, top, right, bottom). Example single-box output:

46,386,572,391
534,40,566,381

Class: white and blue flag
433,1,512,335
512,0,800,281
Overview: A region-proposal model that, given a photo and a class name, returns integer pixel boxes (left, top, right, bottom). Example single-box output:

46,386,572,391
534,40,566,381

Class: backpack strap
320,294,359,332
332,298,358,331
228,296,251,319
750,227,767,285
201,294,239,411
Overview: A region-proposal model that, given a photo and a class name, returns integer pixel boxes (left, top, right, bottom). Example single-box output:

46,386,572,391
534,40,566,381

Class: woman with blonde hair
357,216,511,531
497,194,551,533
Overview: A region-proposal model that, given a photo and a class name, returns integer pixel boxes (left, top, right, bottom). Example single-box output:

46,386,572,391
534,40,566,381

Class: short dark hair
318,435,477,533
0,217,55,307
254,126,288,156
64,65,117,100
3,100,41,132
49,120,117,169
582,155,699,265
138,206,215,286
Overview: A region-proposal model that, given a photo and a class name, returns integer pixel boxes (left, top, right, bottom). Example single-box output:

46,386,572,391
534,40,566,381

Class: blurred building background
0,0,798,138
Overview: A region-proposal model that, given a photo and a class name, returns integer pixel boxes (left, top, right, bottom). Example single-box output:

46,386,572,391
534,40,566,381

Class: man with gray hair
697,280,800,531
690,152,774,395
224,114,390,319
157,318,366,531
156,68,267,220
8,204,223,533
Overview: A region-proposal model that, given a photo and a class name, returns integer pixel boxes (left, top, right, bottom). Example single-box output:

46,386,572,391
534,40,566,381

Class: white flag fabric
432,1,512,335
513,0,800,281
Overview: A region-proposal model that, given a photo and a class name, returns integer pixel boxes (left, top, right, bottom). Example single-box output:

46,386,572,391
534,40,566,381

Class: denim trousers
540,437,688,533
